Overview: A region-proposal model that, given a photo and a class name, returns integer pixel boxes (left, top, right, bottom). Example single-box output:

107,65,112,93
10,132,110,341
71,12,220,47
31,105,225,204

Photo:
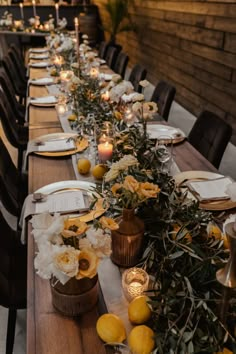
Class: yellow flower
76,248,99,279
99,216,119,230
62,218,88,238
54,248,79,277
114,110,122,120
111,183,122,196
123,175,139,193
138,182,160,198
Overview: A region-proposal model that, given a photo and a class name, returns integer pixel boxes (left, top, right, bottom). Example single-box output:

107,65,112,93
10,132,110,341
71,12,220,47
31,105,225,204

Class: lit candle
74,17,80,61
57,103,67,116
32,0,36,17
98,140,113,162
89,67,99,78
54,55,63,67
19,3,24,21
44,23,49,31
122,267,149,302
55,3,59,27
101,90,110,101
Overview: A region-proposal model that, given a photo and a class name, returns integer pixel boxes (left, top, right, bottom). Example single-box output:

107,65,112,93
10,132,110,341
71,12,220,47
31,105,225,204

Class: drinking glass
155,135,173,172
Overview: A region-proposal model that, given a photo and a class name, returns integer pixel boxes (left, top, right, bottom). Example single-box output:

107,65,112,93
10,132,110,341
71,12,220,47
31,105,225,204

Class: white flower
71,62,79,69
82,34,88,39
104,166,120,182
109,80,134,102
132,101,142,112
139,79,150,88
86,227,111,257
53,247,80,278
105,155,139,182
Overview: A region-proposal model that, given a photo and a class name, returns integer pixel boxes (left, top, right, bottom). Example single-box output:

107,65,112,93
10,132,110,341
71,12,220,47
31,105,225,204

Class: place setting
29,77,55,86
146,123,186,144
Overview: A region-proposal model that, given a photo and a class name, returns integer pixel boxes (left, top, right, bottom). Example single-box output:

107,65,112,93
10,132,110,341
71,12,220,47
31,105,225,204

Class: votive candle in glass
122,267,149,302
98,140,113,163
55,3,59,27
56,103,67,116
19,3,24,20
32,0,36,17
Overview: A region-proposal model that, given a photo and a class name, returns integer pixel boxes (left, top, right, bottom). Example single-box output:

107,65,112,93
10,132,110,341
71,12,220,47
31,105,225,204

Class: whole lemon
77,158,91,175
128,325,155,354
128,295,152,324
92,164,107,180
96,313,126,343
68,114,77,121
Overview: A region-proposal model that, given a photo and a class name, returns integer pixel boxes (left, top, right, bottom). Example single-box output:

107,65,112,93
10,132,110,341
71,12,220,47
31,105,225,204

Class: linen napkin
29,61,50,68
30,95,58,105
146,124,184,140
187,176,233,202
29,48,49,54
29,77,54,86
20,190,89,243
29,54,49,60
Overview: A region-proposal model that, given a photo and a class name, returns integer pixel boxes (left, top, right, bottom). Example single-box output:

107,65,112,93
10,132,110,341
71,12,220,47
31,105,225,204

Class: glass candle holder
97,138,113,163
122,267,149,302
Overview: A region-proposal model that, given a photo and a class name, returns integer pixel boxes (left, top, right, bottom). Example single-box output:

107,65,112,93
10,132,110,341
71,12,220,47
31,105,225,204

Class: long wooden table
27,68,217,354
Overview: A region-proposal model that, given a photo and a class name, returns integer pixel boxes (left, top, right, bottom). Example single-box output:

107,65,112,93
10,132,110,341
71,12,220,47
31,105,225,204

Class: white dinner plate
33,132,78,143
146,124,185,141
174,171,236,211
29,54,49,60
35,180,107,222
30,95,58,107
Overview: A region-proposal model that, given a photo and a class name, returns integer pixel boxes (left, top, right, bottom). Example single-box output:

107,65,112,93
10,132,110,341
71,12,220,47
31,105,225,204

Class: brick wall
93,0,236,144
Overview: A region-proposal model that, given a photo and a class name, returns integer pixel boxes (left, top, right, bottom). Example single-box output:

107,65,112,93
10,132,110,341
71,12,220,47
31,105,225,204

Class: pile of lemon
77,158,108,180
96,295,155,354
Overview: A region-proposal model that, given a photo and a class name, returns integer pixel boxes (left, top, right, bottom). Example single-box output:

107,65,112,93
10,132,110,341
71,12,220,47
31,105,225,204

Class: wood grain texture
94,0,236,143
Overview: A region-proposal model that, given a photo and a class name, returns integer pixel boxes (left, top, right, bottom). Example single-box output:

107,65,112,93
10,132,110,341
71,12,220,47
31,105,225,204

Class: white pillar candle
55,3,59,27
19,3,24,21
32,0,36,17
98,141,113,162
74,17,80,61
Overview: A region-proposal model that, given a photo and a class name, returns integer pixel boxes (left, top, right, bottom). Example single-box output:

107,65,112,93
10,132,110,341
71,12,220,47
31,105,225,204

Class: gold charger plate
35,137,89,157
146,123,186,145
35,181,107,222
174,170,236,211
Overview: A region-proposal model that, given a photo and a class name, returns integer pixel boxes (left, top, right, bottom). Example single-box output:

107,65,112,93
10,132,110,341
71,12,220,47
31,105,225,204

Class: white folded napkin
29,48,49,53
30,78,54,86
187,176,233,201
37,139,75,152
29,54,49,60
30,95,58,105
30,61,50,68
146,125,183,139
99,73,113,81
121,92,138,103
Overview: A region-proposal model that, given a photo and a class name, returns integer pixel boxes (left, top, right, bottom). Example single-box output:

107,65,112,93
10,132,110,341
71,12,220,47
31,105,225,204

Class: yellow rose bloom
62,218,88,238
138,182,160,198
111,183,122,196
76,248,99,279
99,216,119,230
123,175,140,193
54,248,79,277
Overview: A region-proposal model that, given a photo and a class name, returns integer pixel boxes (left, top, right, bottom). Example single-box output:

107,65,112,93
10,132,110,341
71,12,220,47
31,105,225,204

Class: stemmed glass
155,135,173,173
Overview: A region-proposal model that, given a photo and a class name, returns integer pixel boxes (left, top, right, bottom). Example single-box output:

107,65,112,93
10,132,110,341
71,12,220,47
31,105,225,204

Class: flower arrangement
32,212,115,285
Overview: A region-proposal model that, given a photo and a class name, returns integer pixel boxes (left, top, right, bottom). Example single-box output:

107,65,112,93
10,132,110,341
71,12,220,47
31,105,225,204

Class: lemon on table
68,114,77,121
77,158,91,175
128,325,155,354
96,313,126,343
92,164,108,180
216,349,233,354
128,295,152,324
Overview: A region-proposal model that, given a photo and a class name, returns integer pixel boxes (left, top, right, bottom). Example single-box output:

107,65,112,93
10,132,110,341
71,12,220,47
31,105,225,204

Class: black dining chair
1,53,27,104
0,86,28,170
188,111,232,169
98,41,110,59
113,52,129,78
8,44,27,80
0,67,26,125
129,64,147,93
0,137,28,217
151,80,176,121
0,209,27,354
105,46,118,70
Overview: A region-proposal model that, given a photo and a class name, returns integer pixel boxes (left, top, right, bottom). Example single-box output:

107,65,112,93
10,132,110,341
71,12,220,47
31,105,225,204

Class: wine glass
155,135,173,173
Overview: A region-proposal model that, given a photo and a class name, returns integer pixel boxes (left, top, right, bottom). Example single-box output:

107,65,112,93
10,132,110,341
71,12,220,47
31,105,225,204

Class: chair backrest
98,41,109,59
151,80,176,121
113,52,129,78
105,46,118,70
129,64,147,93
0,137,22,216
8,47,27,84
188,111,232,168
0,67,25,124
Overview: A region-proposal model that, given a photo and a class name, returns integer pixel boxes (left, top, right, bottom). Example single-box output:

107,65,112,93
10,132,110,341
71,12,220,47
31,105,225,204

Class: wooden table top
27,67,217,354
